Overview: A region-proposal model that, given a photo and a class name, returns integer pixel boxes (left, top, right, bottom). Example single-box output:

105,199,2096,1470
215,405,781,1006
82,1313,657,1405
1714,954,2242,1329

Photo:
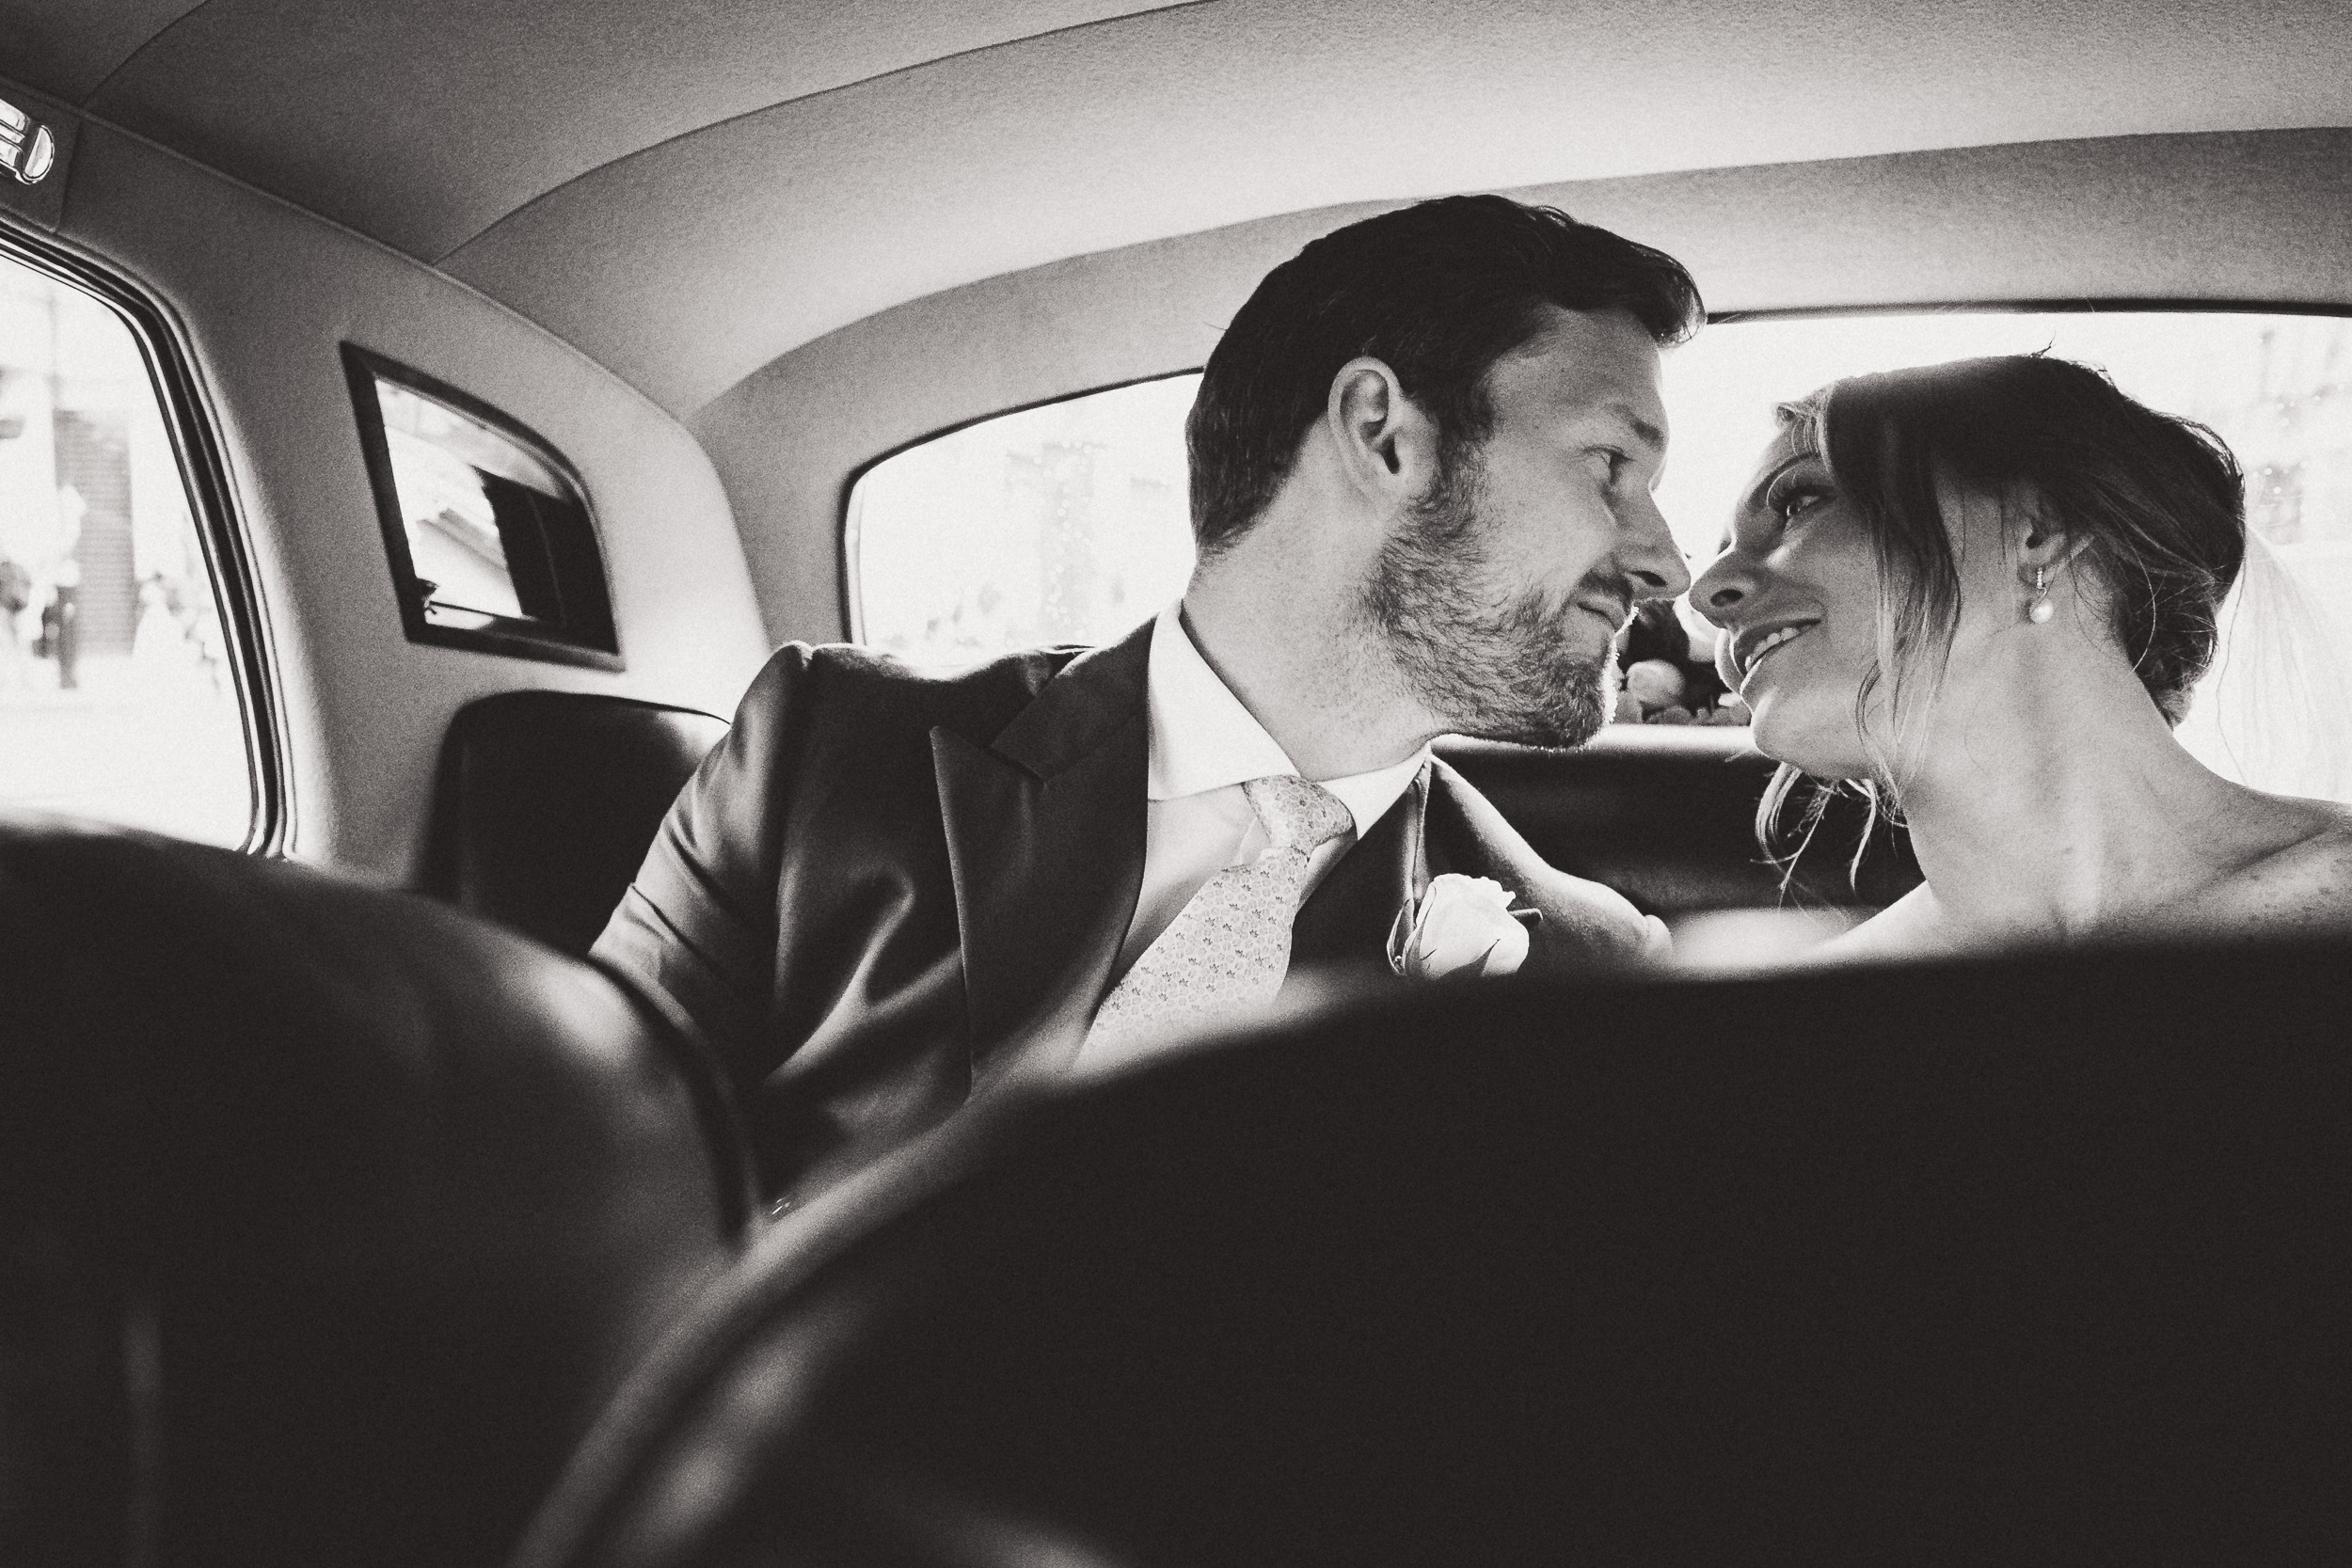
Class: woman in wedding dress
1692,353,2352,956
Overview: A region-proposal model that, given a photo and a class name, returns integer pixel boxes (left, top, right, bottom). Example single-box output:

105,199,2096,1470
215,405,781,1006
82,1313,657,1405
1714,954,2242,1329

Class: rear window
846,375,1196,670
1656,309,2350,594
1644,309,2352,738
847,309,2352,742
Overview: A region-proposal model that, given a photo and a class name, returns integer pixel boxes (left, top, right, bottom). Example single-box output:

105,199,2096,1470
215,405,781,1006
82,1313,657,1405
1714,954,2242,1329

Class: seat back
0,817,752,1568
1438,736,1922,915
421,691,728,956
516,942,2350,1567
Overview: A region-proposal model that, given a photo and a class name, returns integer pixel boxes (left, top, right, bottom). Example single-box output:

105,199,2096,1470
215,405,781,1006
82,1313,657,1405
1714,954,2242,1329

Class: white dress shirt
1111,604,1429,980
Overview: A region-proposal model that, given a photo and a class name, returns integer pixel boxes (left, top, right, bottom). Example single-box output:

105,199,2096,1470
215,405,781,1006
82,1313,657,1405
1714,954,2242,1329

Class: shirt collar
1144,602,1428,838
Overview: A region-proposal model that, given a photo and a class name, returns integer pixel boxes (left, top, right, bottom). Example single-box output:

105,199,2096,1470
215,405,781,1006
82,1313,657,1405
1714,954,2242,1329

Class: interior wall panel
51,120,768,881
693,129,2352,647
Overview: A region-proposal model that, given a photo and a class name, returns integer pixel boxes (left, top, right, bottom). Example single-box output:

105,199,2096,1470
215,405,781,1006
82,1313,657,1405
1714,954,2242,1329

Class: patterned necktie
1085,773,1356,1059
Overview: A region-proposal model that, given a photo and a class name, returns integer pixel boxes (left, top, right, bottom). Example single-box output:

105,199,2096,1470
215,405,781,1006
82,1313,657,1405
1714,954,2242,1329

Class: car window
0,244,254,845
1650,310,2352,770
1654,309,2349,566
847,309,2351,744
846,374,1196,670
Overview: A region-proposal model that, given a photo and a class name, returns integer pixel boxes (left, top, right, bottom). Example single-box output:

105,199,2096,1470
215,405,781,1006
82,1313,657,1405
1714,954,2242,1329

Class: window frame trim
1705,297,2352,328
0,217,289,852
342,341,624,673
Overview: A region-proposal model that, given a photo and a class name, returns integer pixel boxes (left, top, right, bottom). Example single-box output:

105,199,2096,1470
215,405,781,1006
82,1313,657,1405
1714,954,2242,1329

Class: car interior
1,1,2347,1561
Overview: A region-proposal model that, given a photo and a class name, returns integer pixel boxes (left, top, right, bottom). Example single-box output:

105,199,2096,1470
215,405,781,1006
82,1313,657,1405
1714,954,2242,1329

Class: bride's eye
1766,474,1831,526
1588,448,1629,486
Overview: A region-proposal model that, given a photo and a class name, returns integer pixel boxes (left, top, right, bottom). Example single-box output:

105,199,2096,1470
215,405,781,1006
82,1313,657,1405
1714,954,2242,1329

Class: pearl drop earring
2027,565,2055,625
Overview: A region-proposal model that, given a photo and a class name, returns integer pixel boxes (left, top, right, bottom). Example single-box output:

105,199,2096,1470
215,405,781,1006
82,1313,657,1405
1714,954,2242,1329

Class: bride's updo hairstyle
1788,353,2247,736
1764,354,2248,883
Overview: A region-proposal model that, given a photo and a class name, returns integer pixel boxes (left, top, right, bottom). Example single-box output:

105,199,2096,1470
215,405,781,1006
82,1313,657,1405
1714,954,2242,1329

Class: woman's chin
1747,692,1870,778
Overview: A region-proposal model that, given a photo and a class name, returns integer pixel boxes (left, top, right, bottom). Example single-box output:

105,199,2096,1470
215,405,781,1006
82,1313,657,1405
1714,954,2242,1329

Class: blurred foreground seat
0,816,754,1568
516,942,2349,1567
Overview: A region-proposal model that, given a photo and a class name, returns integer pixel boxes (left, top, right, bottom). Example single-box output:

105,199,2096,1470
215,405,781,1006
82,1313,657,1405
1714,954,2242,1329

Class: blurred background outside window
848,376,1196,670
0,253,249,845
848,311,2352,759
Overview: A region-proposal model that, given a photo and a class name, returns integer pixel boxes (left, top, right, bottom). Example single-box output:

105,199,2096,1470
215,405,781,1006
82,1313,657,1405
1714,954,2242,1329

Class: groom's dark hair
1185,195,1703,556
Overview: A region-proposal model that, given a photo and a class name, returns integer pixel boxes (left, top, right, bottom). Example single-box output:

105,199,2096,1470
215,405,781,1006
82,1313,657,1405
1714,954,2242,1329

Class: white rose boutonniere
1387,874,1532,981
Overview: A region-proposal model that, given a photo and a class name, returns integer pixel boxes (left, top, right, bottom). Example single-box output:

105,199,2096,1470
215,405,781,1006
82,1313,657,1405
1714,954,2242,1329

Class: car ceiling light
0,100,56,186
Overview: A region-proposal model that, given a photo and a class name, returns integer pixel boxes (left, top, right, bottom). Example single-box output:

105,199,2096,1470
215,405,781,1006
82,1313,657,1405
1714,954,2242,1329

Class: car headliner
2,0,2348,416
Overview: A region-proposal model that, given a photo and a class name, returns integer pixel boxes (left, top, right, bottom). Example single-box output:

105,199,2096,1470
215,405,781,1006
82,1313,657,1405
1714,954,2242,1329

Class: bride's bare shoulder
2198,801,2352,933
1810,884,1947,962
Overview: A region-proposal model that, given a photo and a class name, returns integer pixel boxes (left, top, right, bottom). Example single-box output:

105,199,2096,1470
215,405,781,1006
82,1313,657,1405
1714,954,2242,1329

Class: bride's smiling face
1691,425,1889,775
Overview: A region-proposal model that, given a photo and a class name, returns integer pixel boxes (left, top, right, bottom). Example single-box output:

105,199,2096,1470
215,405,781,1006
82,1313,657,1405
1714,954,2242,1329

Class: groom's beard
1361,444,1622,751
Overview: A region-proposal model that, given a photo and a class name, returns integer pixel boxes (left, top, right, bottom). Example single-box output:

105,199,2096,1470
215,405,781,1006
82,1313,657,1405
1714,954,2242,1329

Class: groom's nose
1617,493,1692,601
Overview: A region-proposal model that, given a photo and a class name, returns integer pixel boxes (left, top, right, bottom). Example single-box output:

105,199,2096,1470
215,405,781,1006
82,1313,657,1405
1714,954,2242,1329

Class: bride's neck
1892,633,2248,942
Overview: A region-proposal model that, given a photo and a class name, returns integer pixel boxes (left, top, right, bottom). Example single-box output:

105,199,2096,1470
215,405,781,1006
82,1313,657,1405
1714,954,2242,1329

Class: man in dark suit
596,195,1702,1205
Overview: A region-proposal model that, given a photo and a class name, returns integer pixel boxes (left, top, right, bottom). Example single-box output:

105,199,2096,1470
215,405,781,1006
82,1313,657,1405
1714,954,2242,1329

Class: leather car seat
421,691,728,957
0,816,755,1568
1437,736,1922,916
513,942,2349,1567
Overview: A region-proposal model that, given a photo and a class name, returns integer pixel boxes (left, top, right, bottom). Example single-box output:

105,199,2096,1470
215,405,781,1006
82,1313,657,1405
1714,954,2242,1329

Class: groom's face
1363,305,1689,748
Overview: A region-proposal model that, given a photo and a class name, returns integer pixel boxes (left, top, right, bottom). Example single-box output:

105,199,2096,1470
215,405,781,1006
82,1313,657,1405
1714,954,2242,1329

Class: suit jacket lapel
932,623,1151,1081
1422,755,1558,882
1423,756,1604,979
1288,763,1428,981
1290,755,1595,984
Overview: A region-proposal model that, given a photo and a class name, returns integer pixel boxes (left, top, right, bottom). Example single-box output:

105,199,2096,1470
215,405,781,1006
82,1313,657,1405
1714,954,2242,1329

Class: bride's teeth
1748,625,1805,670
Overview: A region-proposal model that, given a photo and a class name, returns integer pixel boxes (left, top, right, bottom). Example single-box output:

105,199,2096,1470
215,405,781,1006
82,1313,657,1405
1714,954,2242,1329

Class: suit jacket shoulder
1424,756,1669,975
588,639,1095,1060
766,640,1085,754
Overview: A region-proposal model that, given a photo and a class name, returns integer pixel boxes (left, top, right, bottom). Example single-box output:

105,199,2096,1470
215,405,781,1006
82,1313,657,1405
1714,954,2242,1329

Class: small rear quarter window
344,345,619,670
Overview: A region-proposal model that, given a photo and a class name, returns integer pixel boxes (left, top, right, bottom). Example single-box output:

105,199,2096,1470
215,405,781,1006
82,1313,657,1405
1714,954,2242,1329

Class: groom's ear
1327,357,1440,508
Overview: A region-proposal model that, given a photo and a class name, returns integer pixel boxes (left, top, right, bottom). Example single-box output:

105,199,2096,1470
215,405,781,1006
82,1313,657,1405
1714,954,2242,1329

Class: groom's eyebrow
1598,402,1666,453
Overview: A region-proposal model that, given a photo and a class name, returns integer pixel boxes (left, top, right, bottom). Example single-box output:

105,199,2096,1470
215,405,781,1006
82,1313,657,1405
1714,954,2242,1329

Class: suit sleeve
1523,882,1672,974
591,644,819,1069
1425,758,1668,976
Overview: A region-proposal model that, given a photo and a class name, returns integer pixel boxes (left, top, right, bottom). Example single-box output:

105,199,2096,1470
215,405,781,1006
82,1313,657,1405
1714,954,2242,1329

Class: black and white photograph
3,2,2349,1562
